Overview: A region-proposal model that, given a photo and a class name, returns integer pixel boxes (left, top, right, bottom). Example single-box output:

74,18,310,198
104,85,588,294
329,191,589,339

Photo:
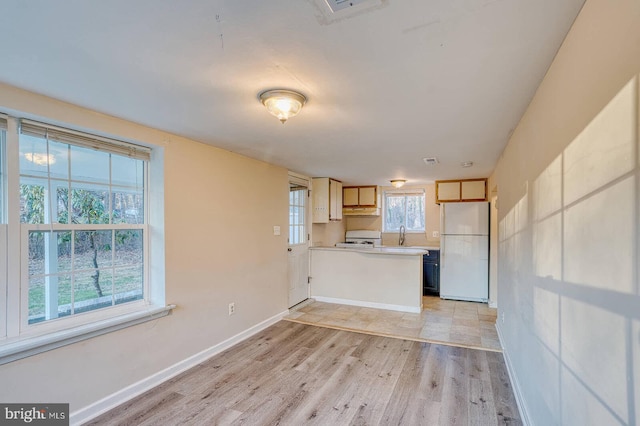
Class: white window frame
382,188,426,233
0,116,171,364
0,117,8,341
289,186,307,246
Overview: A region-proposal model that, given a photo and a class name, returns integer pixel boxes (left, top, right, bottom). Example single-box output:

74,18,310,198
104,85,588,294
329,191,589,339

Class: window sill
0,304,175,365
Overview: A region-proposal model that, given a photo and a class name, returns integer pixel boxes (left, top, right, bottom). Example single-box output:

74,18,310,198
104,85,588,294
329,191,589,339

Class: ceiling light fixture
390,179,406,188
259,89,307,124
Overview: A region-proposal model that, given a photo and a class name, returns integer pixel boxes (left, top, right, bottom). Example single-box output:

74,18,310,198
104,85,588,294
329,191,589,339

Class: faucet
399,225,406,246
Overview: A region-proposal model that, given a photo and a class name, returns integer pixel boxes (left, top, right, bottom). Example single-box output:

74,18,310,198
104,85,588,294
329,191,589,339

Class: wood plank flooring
86,321,521,426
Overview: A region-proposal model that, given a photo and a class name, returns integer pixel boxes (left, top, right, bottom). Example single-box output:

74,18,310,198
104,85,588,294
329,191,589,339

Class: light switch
273,226,281,236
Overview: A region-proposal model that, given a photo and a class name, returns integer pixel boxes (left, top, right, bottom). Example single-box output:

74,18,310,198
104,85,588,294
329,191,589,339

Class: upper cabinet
312,177,342,223
435,178,487,203
330,179,343,221
342,185,380,216
343,185,377,207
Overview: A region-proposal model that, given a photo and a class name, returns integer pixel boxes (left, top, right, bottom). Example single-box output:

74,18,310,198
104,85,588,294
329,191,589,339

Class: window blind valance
20,119,151,161
385,188,425,196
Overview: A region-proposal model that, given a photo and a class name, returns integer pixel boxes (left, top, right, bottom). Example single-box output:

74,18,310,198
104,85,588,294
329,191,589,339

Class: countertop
310,246,431,256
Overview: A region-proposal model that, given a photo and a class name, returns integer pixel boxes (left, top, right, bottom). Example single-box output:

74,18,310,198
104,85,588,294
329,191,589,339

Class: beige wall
488,174,498,307
0,85,289,413
346,184,441,247
493,0,640,423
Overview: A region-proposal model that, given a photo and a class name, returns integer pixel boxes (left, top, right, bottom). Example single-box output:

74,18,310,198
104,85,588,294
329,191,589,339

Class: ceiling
0,0,585,186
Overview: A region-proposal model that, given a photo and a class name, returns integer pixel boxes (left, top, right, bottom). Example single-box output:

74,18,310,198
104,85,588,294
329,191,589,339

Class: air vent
423,157,439,166
324,0,377,13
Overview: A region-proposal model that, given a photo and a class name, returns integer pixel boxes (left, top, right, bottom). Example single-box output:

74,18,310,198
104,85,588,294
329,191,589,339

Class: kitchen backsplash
312,221,345,247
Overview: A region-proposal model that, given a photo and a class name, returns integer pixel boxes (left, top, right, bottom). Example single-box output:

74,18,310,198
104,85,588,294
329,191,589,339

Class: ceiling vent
324,0,379,13
423,157,439,166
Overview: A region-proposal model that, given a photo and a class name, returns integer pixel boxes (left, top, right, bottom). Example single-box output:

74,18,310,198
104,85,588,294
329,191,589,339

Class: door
288,174,310,307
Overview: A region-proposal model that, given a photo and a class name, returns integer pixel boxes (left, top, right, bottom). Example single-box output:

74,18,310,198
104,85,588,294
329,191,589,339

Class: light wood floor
285,296,501,352
86,321,521,425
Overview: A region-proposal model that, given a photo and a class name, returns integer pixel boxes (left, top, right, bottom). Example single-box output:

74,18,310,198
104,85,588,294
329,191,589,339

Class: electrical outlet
229,302,235,316
432,231,440,238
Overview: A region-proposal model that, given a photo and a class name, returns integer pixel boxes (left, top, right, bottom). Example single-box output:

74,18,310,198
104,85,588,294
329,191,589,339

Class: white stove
335,230,382,248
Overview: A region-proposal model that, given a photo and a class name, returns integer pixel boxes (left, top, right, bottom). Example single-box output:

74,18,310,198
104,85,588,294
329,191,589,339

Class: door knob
288,248,293,252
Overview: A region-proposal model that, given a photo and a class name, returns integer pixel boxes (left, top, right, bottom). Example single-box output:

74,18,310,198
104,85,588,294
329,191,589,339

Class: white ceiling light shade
259,89,307,124
390,179,406,188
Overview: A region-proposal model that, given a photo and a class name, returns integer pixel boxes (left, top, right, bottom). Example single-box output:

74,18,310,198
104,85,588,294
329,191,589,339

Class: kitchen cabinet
310,246,424,313
312,177,342,223
330,179,343,220
342,185,380,216
423,250,440,296
343,186,377,207
435,179,487,203
343,187,359,206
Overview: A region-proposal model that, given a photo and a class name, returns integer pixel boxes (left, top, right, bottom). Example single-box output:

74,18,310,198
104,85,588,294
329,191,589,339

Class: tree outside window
384,191,425,232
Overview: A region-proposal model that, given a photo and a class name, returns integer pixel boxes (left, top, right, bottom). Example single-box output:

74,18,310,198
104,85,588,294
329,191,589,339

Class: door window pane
289,188,306,245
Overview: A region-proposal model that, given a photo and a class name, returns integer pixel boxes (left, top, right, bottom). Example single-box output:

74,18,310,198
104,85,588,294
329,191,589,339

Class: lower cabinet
423,250,440,296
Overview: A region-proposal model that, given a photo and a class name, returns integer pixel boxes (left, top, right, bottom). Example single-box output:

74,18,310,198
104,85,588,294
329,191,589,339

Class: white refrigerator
440,202,489,302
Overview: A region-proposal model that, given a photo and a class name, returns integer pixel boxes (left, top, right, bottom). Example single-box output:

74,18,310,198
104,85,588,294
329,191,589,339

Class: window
0,117,7,340
383,189,425,232
19,124,148,325
0,116,5,224
0,116,168,364
289,186,307,245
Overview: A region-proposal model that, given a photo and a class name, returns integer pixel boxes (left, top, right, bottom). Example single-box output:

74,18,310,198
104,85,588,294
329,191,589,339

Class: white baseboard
313,296,421,313
495,322,531,426
70,310,289,425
